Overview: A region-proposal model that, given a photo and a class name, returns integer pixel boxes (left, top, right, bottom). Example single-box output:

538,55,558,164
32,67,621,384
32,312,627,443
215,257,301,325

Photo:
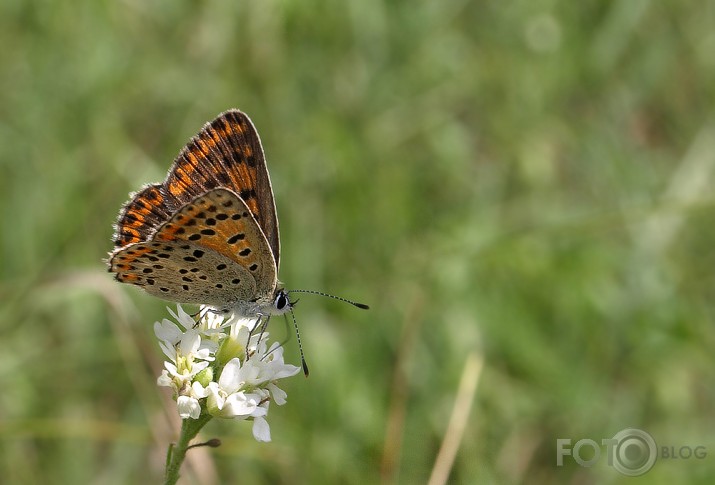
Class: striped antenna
288,308,310,377
287,289,370,310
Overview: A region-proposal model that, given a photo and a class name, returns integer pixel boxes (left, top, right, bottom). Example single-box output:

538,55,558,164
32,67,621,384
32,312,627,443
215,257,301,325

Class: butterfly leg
189,306,220,328
245,314,272,361
189,308,204,327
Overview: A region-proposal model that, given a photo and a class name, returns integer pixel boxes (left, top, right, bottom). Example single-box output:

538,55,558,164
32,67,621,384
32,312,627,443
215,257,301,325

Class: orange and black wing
163,110,280,267
113,184,173,248
112,110,280,266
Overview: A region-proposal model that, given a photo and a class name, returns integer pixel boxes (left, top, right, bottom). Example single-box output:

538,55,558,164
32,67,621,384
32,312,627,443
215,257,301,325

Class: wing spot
215,284,223,289
147,279,155,285
216,213,229,221
227,233,245,244
158,253,171,259
193,250,205,258
239,189,256,201
239,248,251,256
231,213,242,220
249,264,258,271
183,256,198,262
205,218,216,226
216,264,227,270
200,229,216,236
232,278,241,285
207,205,217,212
153,264,165,270
142,268,153,274
188,234,202,241
190,268,200,273
160,287,170,292
182,285,189,290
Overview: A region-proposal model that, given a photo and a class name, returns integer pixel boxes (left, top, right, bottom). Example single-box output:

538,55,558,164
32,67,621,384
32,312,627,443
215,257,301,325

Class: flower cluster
155,305,301,442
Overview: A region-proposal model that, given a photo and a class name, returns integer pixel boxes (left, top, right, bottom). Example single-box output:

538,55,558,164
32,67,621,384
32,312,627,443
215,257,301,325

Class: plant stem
164,414,213,485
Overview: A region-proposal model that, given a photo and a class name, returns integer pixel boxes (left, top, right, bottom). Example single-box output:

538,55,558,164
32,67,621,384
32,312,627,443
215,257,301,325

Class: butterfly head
272,288,295,314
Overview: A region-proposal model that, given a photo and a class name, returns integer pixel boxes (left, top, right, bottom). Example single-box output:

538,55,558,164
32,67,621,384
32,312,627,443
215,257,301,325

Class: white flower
154,305,301,441
158,358,210,396
259,342,302,380
177,396,201,419
155,306,214,363
206,358,263,418
176,382,210,419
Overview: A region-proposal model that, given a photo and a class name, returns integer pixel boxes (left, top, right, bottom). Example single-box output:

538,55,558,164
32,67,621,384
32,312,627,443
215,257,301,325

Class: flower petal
177,396,201,419
267,383,288,405
223,392,257,417
252,416,271,442
218,358,243,394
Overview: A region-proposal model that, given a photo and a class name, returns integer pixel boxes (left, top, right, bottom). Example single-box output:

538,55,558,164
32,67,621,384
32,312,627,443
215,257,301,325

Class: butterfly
108,110,367,324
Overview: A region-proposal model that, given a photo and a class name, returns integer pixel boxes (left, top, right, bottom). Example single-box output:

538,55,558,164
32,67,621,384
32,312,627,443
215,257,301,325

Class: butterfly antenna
289,308,310,377
287,290,370,310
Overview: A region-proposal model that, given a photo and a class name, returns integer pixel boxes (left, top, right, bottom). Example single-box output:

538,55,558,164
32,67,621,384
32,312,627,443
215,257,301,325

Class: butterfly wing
111,110,280,268
113,184,172,248
109,189,277,305
163,110,280,268
109,240,257,308
151,188,277,297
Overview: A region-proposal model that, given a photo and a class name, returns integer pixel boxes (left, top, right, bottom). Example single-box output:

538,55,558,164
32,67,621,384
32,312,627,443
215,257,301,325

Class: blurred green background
2,1,715,483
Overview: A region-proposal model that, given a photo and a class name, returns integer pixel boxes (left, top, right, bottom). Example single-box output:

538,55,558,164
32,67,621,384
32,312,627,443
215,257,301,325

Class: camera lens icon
610,428,657,476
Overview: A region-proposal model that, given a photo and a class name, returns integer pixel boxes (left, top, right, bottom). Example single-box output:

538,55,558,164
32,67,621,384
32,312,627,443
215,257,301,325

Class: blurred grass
2,0,715,483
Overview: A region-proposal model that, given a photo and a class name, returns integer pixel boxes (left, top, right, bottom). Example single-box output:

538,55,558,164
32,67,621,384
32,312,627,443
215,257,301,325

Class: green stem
164,414,213,485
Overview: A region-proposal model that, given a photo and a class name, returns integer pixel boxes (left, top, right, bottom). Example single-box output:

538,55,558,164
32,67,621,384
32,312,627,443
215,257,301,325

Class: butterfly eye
274,291,290,311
